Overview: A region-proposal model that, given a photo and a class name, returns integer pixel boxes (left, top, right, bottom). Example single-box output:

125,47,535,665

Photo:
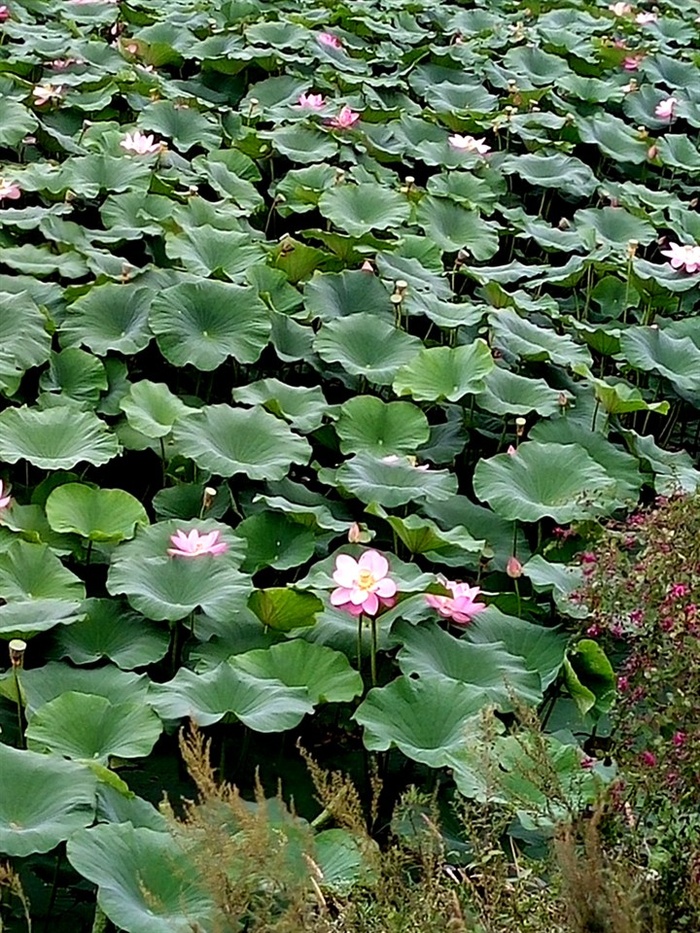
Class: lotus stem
9,640,26,749
356,614,363,676
90,902,108,933
370,615,378,687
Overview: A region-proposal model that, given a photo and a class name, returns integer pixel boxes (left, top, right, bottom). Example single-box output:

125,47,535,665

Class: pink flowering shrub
576,494,700,920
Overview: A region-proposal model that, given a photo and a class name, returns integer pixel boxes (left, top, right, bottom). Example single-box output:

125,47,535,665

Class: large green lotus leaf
26,692,162,763
336,395,429,456
141,99,221,151
393,340,494,402
62,154,152,197
248,588,322,631
303,270,393,322
0,599,83,637
500,152,598,197
232,379,329,433
395,622,542,708
21,663,150,717
0,291,51,393
149,280,271,370
335,452,457,507
624,429,700,494
477,367,562,417
424,495,527,573
61,285,154,355
314,828,370,892
152,483,231,522
67,823,215,933
530,421,642,504
466,608,568,691
588,376,670,417
46,484,149,543
107,520,250,622
576,112,649,164
489,310,591,368
318,183,410,237
523,554,585,618
619,327,700,400
314,313,422,385
39,348,108,406
237,511,315,573
656,134,700,172
367,503,484,563
267,124,338,163
0,100,38,147
172,404,310,480
353,674,487,766
55,598,169,669
574,207,656,248
148,663,313,729
416,197,499,259
564,639,616,718
232,640,363,704
165,225,267,279
0,540,84,602
0,404,120,469
119,380,192,439
473,442,618,523
0,745,97,857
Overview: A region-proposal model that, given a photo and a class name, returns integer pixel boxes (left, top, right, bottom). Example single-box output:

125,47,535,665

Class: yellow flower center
357,569,376,590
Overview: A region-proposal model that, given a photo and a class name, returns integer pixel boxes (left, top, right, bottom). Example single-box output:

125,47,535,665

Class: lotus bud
558,218,571,230
348,522,362,543
506,556,523,579
507,444,517,456
515,416,527,438
691,199,699,209
647,145,658,160
202,487,217,511
558,392,569,409
627,239,638,259
361,260,374,273
334,168,346,185
9,639,26,669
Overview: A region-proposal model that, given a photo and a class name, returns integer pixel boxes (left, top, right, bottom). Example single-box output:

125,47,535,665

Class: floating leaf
237,511,316,573
248,588,322,631
314,313,421,385
393,341,494,402
318,183,410,237
61,284,154,355
335,395,429,456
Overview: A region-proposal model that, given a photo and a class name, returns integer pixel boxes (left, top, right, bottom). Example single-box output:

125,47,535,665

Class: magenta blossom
0,6,9,22
331,550,397,616
328,105,360,129
639,750,657,768
426,580,486,626
167,529,229,558
318,32,342,49
297,92,326,110
0,480,11,509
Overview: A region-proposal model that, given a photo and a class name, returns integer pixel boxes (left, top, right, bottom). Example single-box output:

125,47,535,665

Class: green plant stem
514,577,522,618
42,850,62,933
370,615,378,688
356,614,363,677
169,620,183,674
85,540,93,567
12,667,24,749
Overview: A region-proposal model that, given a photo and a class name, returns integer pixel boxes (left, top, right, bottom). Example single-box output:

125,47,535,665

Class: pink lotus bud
348,522,363,543
506,556,523,579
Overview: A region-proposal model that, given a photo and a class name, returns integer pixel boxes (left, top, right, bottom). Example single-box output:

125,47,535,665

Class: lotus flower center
357,569,376,590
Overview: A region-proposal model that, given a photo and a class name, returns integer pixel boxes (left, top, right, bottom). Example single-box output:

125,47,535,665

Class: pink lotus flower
655,96,678,120
0,6,9,22
0,480,11,509
506,556,523,579
167,529,229,558
32,83,64,107
448,134,490,155
330,550,397,616
0,179,20,201
297,93,325,110
609,2,632,14
660,241,700,273
51,58,79,70
120,130,161,155
636,11,657,24
328,105,360,129
318,32,342,50
623,55,643,70
425,580,487,626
